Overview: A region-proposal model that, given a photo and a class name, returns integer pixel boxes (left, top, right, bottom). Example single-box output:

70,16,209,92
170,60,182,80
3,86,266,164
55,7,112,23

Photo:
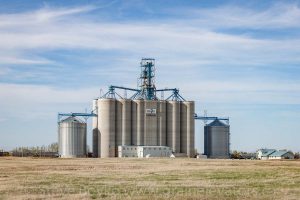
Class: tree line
11,142,58,157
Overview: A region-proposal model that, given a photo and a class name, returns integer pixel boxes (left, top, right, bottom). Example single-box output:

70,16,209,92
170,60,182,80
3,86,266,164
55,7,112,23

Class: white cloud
0,5,96,27
0,4,300,68
0,83,102,121
179,80,300,104
0,83,99,104
0,55,53,65
35,5,96,22
182,3,300,29
0,3,299,107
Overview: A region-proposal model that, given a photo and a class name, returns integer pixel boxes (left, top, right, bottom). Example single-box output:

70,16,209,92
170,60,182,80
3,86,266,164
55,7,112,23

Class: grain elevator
57,58,231,159
93,58,195,158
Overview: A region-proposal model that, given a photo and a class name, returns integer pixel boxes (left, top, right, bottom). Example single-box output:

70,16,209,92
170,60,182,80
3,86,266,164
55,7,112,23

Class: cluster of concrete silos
93,98,195,158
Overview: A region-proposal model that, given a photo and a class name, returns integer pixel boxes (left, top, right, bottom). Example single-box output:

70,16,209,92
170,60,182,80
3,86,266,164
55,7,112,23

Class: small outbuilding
118,146,172,158
268,150,294,160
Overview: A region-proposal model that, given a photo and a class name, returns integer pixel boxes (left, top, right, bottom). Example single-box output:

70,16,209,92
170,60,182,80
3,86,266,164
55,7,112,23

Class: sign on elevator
146,108,157,116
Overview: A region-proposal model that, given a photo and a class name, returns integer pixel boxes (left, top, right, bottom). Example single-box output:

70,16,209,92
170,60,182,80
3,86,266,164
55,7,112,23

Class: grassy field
0,157,299,199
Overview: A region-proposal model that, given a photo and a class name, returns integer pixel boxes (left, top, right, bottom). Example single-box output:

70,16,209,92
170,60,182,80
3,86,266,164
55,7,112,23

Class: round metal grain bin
204,119,230,159
58,116,87,158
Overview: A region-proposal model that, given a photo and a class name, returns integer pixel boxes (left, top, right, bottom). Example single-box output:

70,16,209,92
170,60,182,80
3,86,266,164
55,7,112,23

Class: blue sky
0,0,300,152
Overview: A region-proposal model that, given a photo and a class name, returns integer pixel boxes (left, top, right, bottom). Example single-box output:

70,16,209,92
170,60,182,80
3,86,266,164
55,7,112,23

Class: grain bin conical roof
207,119,227,126
61,116,84,123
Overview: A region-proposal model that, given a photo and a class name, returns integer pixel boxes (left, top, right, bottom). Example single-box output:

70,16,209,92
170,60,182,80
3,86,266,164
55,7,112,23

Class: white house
257,149,276,160
257,149,294,160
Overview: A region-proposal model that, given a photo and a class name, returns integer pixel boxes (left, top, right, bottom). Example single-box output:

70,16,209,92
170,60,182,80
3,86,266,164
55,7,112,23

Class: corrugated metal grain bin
58,116,87,158
204,119,230,159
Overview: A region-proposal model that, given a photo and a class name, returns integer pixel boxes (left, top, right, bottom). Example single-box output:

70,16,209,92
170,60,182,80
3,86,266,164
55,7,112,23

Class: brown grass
0,157,299,199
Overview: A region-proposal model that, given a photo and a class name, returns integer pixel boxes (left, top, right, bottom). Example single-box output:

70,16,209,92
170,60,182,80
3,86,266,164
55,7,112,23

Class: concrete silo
204,119,230,158
98,98,116,158
131,101,137,145
180,101,195,157
167,101,181,153
121,99,132,146
135,99,145,146
158,100,167,146
92,99,99,157
58,116,87,158
144,100,158,146
185,101,195,157
180,102,187,154
115,100,123,154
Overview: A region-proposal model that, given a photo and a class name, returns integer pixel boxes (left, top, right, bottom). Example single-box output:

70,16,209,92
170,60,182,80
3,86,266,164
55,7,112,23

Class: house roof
259,149,276,157
269,150,292,157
